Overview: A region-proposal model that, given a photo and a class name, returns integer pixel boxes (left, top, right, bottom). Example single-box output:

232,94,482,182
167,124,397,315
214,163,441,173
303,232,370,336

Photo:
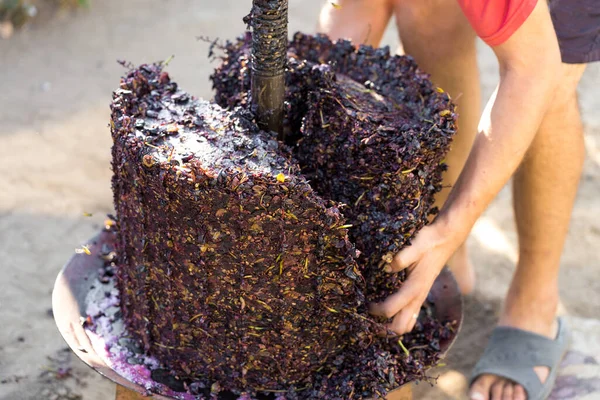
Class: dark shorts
549,0,600,64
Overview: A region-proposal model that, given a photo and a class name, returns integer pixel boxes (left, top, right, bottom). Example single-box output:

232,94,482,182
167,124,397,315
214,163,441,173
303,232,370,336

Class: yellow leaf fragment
189,313,202,323
336,224,353,230
279,258,284,275
276,173,285,183
76,245,91,255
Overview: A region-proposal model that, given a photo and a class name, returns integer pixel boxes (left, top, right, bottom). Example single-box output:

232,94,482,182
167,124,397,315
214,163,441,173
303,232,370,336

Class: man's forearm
436,64,560,240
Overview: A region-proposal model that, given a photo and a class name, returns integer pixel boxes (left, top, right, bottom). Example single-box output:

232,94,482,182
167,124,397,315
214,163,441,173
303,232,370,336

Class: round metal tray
52,229,463,398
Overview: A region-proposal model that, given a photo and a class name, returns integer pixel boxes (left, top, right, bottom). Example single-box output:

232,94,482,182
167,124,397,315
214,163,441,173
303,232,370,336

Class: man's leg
317,0,393,47
469,63,587,400
392,0,481,294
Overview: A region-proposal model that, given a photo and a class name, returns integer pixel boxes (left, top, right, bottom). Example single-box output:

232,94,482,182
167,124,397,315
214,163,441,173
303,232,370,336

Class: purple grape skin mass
110,32,457,399
111,64,370,394
211,32,456,302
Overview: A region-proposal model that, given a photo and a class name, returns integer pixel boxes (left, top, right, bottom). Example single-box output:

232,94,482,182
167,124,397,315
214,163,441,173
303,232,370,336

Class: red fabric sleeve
456,0,538,47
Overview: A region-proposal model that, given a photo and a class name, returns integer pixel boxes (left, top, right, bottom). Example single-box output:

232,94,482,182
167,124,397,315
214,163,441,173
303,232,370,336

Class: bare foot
468,288,559,400
447,243,475,295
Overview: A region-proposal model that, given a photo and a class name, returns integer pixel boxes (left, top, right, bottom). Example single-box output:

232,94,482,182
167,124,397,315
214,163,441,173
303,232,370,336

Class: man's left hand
369,222,462,334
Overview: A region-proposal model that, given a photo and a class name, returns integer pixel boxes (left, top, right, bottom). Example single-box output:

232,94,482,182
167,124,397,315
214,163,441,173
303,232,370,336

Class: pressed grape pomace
110,32,457,400
212,33,456,303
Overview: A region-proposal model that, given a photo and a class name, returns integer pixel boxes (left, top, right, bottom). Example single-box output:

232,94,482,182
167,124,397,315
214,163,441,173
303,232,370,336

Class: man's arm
370,0,562,334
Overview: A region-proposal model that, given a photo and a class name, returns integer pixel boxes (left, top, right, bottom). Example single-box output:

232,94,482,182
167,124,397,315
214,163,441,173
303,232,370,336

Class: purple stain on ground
546,351,600,399
548,374,600,399
561,350,600,367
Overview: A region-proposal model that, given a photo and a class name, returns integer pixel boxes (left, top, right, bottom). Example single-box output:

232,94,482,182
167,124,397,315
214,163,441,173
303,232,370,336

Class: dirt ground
0,1,598,399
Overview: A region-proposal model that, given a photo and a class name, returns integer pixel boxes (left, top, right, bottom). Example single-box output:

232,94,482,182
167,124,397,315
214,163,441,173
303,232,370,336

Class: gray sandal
469,317,570,400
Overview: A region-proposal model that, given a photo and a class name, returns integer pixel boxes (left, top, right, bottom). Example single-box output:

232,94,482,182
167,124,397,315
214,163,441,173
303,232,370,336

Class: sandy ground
0,1,598,399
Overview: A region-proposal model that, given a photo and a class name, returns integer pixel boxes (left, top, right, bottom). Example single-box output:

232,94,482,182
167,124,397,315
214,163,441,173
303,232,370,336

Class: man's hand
369,222,464,334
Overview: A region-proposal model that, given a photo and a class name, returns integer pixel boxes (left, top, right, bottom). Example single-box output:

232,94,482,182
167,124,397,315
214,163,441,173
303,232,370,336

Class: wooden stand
116,385,146,399
387,384,413,400
116,383,413,399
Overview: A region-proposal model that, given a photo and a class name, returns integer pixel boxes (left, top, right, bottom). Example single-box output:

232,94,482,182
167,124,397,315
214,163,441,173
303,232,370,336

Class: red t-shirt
456,0,538,46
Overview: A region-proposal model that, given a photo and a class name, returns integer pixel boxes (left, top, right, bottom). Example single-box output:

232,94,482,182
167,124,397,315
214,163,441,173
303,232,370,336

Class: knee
395,0,476,45
548,64,586,112
318,0,394,46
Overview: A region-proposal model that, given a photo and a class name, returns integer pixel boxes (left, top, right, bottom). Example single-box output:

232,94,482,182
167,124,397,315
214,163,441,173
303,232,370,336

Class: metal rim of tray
52,229,463,399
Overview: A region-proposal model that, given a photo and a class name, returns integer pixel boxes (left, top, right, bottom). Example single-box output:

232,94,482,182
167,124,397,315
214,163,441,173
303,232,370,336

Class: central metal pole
250,0,288,140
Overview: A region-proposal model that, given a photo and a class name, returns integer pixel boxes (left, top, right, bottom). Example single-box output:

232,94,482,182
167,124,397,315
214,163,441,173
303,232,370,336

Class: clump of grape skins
109,32,458,400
